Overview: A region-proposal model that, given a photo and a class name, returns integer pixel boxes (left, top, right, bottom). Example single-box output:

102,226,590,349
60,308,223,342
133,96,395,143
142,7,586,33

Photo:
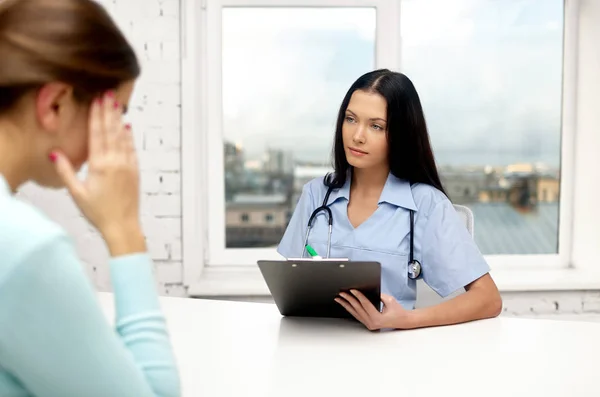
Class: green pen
305,244,321,258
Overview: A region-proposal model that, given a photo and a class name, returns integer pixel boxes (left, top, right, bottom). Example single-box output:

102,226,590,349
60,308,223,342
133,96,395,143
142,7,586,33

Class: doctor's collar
326,172,417,211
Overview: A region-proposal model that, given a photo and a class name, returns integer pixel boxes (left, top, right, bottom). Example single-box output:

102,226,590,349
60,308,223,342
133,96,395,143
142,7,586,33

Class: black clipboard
257,259,381,320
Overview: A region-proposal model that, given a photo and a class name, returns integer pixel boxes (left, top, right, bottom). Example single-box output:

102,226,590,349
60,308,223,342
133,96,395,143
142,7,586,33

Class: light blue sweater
0,175,181,397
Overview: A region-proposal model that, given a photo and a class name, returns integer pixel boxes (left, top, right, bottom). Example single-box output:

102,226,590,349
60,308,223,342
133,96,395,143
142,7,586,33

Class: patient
0,0,180,396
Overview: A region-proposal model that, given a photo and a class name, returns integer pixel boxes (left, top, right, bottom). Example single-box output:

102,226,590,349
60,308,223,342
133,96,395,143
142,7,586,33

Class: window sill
186,265,600,297
490,267,600,292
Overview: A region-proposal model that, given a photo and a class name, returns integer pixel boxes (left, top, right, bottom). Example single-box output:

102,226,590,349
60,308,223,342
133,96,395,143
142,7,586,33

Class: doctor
277,69,502,331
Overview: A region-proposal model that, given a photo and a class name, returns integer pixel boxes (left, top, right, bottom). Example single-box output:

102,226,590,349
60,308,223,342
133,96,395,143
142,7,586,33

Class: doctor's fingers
350,290,381,317
335,297,367,326
339,292,374,327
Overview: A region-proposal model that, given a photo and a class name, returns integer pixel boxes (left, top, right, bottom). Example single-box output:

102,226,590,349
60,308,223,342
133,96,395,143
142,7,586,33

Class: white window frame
182,0,600,296
204,0,399,268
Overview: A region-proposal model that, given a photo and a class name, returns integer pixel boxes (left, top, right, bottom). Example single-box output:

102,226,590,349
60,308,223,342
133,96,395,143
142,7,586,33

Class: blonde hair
0,0,140,113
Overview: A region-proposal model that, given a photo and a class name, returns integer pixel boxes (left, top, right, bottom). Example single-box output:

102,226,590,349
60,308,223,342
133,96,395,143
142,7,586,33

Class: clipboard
257,259,381,320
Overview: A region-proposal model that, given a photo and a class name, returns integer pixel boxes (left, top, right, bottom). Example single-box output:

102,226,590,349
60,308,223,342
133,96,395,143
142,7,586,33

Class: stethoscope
301,185,422,280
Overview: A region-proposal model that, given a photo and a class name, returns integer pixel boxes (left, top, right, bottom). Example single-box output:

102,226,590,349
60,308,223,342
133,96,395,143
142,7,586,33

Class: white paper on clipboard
285,257,350,261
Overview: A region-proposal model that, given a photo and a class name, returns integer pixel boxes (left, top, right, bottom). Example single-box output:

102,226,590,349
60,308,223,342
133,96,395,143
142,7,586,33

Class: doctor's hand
335,290,412,331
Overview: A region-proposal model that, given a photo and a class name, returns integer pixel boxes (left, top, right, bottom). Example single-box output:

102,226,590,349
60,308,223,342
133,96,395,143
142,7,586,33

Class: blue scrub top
277,172,491,309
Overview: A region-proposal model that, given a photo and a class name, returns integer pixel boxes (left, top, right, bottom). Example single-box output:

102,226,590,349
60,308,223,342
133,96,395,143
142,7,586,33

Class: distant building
224,141,245,201
225,193,291,248
263,148,294,176
479,187,509,203
292,165,333,205
222,159,561,255
479,165,560,211
441,163,560,255
537,175,560,202
224,141,244,173
506,173,539,210
439,166,490,204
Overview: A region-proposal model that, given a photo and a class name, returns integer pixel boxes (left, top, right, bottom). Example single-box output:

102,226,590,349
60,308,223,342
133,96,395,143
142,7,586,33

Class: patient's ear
35,82,76,134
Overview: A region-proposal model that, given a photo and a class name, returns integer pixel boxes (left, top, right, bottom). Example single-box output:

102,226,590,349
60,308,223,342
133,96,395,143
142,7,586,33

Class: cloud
401,0,563,166
221,0,564,167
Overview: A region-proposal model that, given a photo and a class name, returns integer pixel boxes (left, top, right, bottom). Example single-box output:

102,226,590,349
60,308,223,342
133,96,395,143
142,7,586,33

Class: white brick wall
502,291,600,321
14,0,600,321
17,0,185,297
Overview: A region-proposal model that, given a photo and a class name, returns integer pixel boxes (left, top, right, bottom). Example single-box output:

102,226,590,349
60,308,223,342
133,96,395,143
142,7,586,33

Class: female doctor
277,69,502,331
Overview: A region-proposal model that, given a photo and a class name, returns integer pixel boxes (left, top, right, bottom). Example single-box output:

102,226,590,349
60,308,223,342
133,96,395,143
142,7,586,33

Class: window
203,0,567,268
401,0,564,257
205,1,388,265
182,0,600,294
221,7,376,252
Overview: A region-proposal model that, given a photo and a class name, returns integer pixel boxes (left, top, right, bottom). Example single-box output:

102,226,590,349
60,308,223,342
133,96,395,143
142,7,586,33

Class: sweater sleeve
0,235,181,397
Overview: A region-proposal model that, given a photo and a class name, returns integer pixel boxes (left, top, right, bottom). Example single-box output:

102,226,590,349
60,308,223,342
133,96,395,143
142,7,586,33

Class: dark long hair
325,69,447,196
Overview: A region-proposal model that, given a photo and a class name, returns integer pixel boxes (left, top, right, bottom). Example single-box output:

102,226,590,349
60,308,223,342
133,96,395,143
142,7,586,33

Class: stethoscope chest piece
305,183,421,280
408,260,421,280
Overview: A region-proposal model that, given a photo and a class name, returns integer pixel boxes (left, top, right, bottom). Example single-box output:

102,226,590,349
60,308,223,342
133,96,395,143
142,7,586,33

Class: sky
221,0,564,169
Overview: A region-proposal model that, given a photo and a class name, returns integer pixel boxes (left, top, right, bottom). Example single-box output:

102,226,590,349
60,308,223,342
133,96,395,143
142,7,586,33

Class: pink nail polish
106,91,114,98
125,123,131,130
48,152,57,162
113,101,119,109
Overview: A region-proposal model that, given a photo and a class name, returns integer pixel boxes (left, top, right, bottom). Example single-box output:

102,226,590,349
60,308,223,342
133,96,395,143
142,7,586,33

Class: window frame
203,0,399,267
182,0,600,296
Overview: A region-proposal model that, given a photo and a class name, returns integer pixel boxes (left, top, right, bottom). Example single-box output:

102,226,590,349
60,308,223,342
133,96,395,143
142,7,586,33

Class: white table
97,292,600,397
